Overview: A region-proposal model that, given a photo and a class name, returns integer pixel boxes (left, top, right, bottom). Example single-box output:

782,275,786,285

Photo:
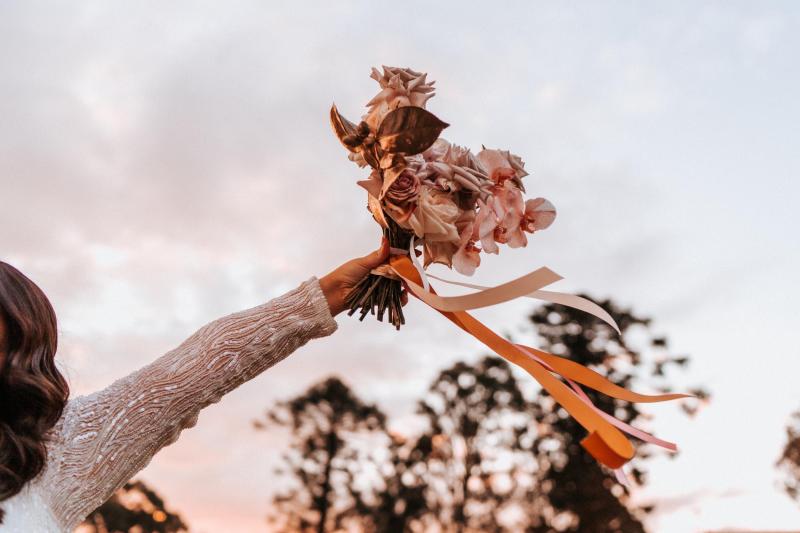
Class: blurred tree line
255,297,707,533
79,480,188,533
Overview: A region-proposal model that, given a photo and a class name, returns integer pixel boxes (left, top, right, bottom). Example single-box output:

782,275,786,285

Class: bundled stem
345,217,413,330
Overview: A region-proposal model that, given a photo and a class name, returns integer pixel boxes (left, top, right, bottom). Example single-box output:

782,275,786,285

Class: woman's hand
319,237,408,317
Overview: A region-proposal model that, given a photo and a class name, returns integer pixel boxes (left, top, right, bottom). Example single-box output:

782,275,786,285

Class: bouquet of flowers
331,66,556,328
329,66,689,473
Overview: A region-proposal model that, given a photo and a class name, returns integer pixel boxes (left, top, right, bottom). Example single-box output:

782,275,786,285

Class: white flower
407,185,460,243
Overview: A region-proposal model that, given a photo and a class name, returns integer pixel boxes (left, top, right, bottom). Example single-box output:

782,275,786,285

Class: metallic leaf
329,104,359,152
367,193,389,228
379,151,404,170
361,143,381,169
376,106,449,155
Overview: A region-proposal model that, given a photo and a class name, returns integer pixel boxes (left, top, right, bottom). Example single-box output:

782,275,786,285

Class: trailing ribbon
386,254,690,469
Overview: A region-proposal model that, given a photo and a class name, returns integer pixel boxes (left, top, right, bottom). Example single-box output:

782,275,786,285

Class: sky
1,1,799,531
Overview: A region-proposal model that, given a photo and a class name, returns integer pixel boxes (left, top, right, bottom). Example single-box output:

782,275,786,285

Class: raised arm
44,275,338,530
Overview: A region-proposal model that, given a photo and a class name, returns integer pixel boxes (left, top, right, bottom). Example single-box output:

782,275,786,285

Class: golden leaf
367,193,389,228
361,143,381,169
377,106,449,155
329,104,359,152
379,151,404,170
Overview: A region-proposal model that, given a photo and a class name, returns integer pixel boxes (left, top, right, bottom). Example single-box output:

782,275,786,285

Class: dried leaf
380,164,407,199
357,170,383,199
367,193,389,228
330,104,359,152
379,152,404,170
361,144,380,169
377,106,449,155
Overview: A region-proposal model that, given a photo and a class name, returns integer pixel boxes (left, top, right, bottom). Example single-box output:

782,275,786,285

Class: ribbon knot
370,246,411,280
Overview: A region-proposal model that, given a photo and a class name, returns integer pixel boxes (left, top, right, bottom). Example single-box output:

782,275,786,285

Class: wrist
318,274,344,317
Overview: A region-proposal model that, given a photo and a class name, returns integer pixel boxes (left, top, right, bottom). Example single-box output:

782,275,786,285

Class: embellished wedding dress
0,277,338,532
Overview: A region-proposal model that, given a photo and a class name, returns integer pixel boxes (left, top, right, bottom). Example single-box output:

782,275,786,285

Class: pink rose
362,66,436,132
382,167,421,224
386,169,421,204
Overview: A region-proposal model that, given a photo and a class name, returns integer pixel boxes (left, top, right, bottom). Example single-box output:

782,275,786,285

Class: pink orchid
453,240,481,276
474,196,500,254
494,181,527,248
522,197,557,232
452,210,481,276
473,180,527,253
476,147,528,191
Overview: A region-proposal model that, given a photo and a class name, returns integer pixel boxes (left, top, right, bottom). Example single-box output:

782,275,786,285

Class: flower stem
344,216,412,329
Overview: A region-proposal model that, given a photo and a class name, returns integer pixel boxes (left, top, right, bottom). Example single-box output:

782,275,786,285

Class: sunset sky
2,2,799,532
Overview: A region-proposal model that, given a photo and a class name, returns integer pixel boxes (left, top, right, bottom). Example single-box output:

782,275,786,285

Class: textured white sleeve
42,276,338,530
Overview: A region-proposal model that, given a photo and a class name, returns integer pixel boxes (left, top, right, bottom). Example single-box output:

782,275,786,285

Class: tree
80,480,188,533
335,357,543,533
254,376,386,533
524,295,708,532
346,430,429,533
407,356,543,532
262,299,706,533
778,410,800,504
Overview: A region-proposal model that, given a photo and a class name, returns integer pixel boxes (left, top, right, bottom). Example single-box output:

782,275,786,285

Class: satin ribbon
404,236,619,333
386,254,690,469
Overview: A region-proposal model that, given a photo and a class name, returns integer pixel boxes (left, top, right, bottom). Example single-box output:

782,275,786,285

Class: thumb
357,236,389,270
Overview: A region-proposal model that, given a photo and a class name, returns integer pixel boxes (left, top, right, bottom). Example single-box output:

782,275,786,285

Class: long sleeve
41,276,338,531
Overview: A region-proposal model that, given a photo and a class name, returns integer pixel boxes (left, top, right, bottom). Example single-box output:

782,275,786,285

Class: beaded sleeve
40,276,337,530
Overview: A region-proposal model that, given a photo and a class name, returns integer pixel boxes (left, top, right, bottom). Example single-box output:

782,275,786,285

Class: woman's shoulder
43,394,95,467
37,395,98,530
46,395,79,438
48,377,137,440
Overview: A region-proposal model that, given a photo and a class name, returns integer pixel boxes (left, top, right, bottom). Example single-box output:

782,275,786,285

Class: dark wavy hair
0,262,69,523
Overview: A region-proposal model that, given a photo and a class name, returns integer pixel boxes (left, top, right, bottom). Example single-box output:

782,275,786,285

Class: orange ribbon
388,254,690,469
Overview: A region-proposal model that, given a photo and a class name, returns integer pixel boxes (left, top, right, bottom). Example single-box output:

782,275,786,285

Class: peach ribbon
387,254,690,469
